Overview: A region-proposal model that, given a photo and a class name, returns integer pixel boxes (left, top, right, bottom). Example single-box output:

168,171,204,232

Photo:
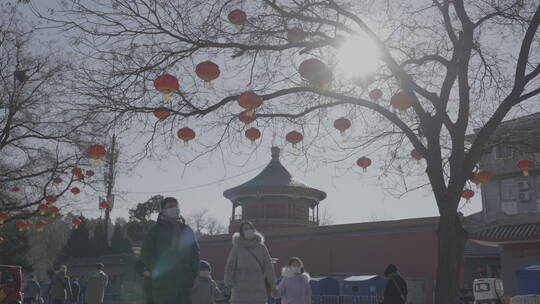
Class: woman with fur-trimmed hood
275,257,312,304
224,222,277,304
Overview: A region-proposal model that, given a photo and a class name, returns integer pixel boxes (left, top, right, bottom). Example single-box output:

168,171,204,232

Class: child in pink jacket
275,257,312,304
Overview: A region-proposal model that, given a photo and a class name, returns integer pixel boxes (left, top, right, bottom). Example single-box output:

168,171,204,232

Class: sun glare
336,36,380,78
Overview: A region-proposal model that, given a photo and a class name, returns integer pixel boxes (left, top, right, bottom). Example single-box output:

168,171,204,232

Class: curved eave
223,185,327,202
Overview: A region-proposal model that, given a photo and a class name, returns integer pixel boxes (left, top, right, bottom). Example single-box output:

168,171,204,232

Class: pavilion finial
271,146,280,160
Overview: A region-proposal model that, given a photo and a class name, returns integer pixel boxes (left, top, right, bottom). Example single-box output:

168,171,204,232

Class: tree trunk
434,211,467,304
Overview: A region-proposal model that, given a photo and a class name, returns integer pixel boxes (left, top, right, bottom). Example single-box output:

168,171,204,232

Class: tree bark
435,211,468,304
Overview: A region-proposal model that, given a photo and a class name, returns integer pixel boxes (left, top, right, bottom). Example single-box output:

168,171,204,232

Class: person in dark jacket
71,278,80,304
135,259,153,304
382,264,408,304
50,265,72,304
140,197,200,304
191,260,224,304
23,274,41,304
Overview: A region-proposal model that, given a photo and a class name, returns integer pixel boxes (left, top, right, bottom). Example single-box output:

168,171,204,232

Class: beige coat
224,232,277,304
83,270,108,304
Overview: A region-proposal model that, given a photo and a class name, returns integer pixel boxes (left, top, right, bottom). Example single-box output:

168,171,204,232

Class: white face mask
200,270,211,278
291,266,301,274
243,229,255,240
165,207,180,218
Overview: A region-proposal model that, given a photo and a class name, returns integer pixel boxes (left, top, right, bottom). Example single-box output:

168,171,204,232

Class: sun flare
336,36,380,78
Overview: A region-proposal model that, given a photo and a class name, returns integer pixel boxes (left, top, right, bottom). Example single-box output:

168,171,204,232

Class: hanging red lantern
0,212,8,225
516,159,534,176
177,127,196,145
71,187,81,195
72,218,82,229
36,220,46,232
16,221,26,232
53,177,63,184
153,108,171,121
49,206,59,217
461,189,475,201
476,171,493,184
238,111,257,127
71,167,83,176
87,144,107,160
45,195,57,204
86,170,95,177
237,91,263,117
411,149,423,160
154,74,179,101
99,201,110,209
298,58,333,88
10,186,20,192
369,89,383,101
356,157,372,172
286,131,303,148
245,127,261,143
287,27,306,42
228,9,247,29
196,61,221,88
38,204,48,216
390,92,414,113
334,117,351,135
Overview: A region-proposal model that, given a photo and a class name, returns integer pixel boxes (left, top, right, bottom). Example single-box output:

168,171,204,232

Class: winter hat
384,264,398,277
200,260,212,272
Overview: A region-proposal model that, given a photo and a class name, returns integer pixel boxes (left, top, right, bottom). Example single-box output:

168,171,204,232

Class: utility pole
104,134,118,241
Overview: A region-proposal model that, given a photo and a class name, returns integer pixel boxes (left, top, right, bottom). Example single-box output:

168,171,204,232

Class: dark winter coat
70,281,80,303
23,279,41,300
382,274,408,304
191,275,223,304
134,259,153,304
50,271,72,301
224,232,277,304
141,215,200,304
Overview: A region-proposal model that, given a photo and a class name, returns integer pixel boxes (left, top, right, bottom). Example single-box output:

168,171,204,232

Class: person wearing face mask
224,222,277,304
49,265,72,304
274,257,312,304
191,260,224,304
141,197,200,304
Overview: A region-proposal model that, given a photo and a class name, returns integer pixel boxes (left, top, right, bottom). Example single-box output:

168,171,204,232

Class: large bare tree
40,0,540,303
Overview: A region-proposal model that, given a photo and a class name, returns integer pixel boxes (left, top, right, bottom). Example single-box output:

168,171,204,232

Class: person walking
224,221,277,304
49,265,72,304
274,257,311,304
140,197,200,304
23,274,41,304
70,278,80,304
191,260,224,304
82,263,108,304
382,264,408,304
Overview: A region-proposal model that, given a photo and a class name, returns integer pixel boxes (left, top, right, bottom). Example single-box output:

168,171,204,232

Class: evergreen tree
0,221,31,268
91,222,111,256
110,224,133,254
56,217,92,262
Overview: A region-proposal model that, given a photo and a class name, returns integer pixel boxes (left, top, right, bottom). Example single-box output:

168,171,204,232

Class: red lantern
228,9,247,29
238,111,257,127
287,28,306,42
196,61,220,88
298,58,332,88
71,167,83,176
237,92,263,116
16,221,26,232
53,177,62,184
38,204,48,216
87,144,107,160
390,92,414,113
334,117,351,135
154,74,179,101
153,108,171,121
72,218,82,229
461,189,475,201
99,201,110,209
49,206,59,217
10,186,20,192
177,127,196,145
36,220,46,232
286,131,303,148
71,187,81,195
356,157,372,172
369,89,383,101
0,212,8,225
516,159,534,176
476,171,493,184
86,170,95,177
245,127,261,143
411,149,423,160
45,195,57,204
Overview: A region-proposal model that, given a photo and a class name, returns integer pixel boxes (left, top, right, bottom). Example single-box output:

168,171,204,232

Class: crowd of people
137,196,409,304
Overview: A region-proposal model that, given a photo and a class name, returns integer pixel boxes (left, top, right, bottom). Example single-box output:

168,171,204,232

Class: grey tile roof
471,222,540,242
